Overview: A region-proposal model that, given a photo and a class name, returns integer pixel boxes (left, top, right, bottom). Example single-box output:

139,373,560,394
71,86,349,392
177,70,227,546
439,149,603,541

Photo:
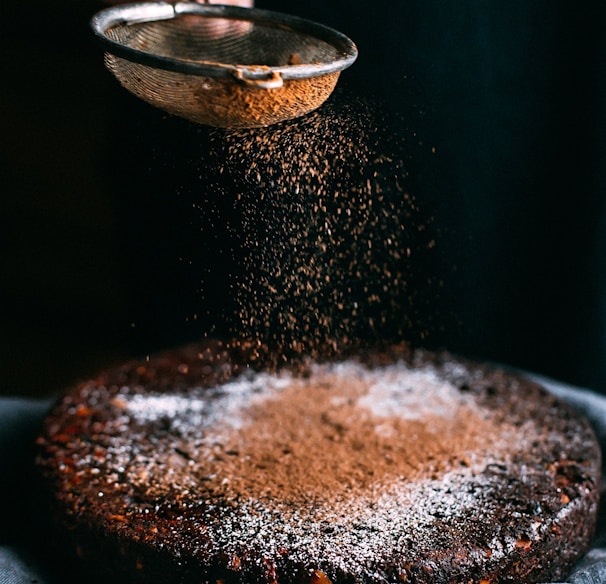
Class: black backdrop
2,0,605,396
256,0,606,389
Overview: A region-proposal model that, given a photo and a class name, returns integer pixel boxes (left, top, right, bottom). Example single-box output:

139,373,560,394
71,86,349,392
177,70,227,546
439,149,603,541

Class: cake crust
36,342,601,584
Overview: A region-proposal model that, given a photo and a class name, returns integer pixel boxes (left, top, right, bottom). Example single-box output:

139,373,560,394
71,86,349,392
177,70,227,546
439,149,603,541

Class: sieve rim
90,2,358,84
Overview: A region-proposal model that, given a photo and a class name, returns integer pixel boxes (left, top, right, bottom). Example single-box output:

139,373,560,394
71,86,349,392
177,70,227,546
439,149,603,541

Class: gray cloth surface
1,376,605,583
0,548,44,584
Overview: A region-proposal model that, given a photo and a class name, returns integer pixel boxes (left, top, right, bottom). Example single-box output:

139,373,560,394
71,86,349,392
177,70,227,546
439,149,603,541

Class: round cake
36,342,601,584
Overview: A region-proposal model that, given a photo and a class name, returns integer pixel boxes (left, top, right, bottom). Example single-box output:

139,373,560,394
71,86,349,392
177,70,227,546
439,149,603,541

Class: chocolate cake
36,342,601,584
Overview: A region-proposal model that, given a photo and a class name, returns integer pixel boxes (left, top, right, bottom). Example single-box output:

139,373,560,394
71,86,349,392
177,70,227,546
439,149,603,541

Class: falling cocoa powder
188,93,440,364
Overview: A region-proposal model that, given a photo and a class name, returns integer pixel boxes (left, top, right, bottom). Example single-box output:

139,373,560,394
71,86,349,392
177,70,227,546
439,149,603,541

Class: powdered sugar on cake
116,359,531,517
125,360,483,437
126,371,293,437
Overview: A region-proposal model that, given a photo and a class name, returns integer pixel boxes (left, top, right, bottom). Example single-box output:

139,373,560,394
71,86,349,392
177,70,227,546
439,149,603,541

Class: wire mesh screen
91,3,357,128
104,15,342,67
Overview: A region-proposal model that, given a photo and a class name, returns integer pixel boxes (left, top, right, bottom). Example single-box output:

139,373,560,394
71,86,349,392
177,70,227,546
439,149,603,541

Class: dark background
1,0,605,398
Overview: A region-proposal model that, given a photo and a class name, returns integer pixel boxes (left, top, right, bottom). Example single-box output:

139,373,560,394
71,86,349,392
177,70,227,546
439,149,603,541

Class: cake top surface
37,343,601,583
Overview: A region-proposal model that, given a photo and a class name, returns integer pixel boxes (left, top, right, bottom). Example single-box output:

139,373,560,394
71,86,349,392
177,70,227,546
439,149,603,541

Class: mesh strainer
90,2,358,128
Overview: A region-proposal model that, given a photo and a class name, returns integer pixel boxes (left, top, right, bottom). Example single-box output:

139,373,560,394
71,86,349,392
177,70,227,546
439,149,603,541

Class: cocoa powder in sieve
108,54,341,128
191,72,341,128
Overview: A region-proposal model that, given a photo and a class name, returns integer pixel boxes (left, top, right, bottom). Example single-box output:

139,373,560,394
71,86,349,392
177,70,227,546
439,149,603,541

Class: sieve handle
233,69,283,89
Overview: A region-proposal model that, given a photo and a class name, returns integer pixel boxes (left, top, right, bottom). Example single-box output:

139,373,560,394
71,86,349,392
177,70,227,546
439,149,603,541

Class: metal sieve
90,2,358,128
